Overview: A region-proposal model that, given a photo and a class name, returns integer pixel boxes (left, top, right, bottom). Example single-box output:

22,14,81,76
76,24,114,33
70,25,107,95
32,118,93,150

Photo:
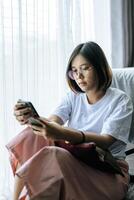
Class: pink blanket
6,127,129,200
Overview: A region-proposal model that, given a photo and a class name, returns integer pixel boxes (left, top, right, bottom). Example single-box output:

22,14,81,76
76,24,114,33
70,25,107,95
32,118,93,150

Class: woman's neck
86,89,106,104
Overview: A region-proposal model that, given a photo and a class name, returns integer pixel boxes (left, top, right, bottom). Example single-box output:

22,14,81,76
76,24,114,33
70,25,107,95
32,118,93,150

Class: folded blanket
55,140,124,176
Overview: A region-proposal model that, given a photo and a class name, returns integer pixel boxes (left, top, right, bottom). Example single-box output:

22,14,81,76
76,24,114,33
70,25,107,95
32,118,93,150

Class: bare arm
60,126,116,149
13,163,24,200
30,119,116,149
53,124,116,149
48,115,64,125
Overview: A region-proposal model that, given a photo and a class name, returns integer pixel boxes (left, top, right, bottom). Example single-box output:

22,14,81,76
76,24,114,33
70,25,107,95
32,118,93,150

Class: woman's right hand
14,100,33,125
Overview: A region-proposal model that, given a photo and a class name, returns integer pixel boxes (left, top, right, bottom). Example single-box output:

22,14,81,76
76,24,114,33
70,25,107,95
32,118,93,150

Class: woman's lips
79,82,86,86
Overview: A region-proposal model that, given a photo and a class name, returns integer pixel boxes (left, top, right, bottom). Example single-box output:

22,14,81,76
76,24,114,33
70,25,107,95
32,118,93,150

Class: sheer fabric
0,0,111,198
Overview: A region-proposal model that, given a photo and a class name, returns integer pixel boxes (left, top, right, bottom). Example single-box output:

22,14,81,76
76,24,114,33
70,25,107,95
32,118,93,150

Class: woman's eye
82,66,89,70
83,65,93,71
72,69,77,73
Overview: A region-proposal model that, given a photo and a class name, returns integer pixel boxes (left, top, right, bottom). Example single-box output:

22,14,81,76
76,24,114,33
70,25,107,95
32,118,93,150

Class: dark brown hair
66,41,112,93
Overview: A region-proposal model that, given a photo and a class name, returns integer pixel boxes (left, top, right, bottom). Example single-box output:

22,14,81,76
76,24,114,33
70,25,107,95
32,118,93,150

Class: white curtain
0,0,111,199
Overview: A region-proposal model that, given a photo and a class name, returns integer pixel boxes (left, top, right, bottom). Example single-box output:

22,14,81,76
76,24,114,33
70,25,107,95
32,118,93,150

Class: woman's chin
79,85,88,92
79,86,86,92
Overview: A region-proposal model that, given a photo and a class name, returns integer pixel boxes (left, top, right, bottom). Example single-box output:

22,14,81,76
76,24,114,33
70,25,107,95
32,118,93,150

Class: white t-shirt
52,87,133,159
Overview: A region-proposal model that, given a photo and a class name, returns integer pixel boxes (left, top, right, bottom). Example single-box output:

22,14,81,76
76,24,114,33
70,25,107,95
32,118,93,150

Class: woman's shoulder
108,87,131,100
108,87,133,107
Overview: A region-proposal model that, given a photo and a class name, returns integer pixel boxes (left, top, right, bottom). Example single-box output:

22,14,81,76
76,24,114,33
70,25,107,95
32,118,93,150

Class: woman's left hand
29,117,63,140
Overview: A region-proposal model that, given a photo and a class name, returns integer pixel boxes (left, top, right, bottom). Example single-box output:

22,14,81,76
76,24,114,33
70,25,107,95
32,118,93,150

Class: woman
7,42,133,200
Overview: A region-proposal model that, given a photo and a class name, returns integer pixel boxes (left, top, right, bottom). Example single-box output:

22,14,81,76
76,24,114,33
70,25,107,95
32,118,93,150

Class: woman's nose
76,70,84,79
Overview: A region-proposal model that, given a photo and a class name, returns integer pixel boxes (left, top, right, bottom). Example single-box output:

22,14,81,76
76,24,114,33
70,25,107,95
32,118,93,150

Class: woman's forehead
71,54,89,67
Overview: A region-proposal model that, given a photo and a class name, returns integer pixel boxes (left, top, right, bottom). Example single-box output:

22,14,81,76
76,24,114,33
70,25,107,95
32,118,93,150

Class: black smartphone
28,117,43,127
18,100,39,117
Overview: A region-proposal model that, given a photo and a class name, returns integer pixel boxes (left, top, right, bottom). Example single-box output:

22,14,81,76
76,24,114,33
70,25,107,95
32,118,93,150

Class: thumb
38,117,50,125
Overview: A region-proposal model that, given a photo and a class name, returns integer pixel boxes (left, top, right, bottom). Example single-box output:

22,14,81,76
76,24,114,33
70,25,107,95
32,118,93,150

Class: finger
28,117,45,127
15,113,31,123
20,120,28,125
38,118,50,125
32,129,44,136
14,103,27,110
15,115,24,121
14,107,31,117
15,112,31,119
31,128,48,139
30,124,44,131
17,99,24,103
15,116,28,125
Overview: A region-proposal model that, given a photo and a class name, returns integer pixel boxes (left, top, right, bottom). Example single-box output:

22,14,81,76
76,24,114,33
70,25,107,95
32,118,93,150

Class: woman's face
71,54,98,93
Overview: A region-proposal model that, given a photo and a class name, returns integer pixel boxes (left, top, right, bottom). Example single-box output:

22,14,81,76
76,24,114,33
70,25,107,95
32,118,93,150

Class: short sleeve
101,94,133,143
52,92,73,123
